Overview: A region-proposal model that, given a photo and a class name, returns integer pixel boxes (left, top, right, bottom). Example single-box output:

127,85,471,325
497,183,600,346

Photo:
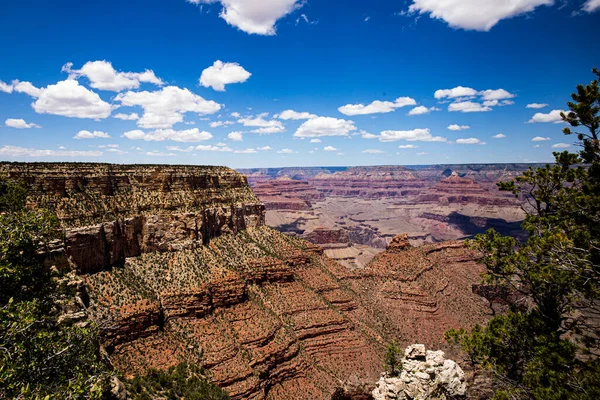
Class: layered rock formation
3,162,492,400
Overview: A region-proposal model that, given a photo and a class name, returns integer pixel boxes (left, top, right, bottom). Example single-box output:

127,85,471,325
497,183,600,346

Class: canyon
240,165,532,269
1,162,495,399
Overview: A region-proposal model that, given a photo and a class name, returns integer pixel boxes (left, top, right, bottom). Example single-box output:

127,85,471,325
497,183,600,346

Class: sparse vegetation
384,340,402,377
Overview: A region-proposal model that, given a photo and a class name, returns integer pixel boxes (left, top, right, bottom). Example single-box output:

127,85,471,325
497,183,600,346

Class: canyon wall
2,163,491,400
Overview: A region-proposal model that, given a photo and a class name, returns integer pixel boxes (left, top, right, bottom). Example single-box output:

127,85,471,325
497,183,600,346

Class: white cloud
526,103,548,109
210,120,235,128
228,131,243,141
456,137,486,145
122,128,213,142
359,131,378,139
5,118,40,129
187,0,304,35
480,89,516,101
407,105,438,115
62,61,163,92
583,0,600,12
0,80,13,93
234,148,258,154
324,146,338,151
21,79,112,119
13,81,43,97
533,144,542,148
106,148,128,154
362,149,384,154
398,144,419,149
231,112,241,118
338,97,416,116
379,128,446,142
309,138,322,143
196,144,233,152
114,112,139,120
483,99,515,107
276,110,317,120
434,86,478,99
74,130,111,139
528,109,565,123
115,86,221,129
294,117,356,138
447,124,470,131
199,60,251,91
277,148,295,154
0,145,102,158
408,0,554,31
146,150,176,157
492,133,506,139
531,136,551,141
552,143,571,148
417,152,428,156
257,146,272,151
448,101,492,113
166,145,195,152
238,114,285,134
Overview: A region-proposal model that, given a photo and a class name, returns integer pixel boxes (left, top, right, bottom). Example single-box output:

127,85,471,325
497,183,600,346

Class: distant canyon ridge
239,164,535,269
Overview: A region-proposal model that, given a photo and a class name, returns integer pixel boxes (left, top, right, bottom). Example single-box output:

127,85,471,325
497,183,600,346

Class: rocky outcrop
372,345,466,400
387,234,412,252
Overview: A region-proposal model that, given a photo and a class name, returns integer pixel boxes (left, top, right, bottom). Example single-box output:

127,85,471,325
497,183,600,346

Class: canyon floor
240,165,531,269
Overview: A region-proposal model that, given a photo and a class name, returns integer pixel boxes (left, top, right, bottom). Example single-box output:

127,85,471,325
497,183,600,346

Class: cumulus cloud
115,86,221,129
309,138,321,143
492,133,506,139
238,114,285,134
294,117,356,138
13,79,112,119
528,109,566,123
0,80,13,93
187,0,304,35
257,146,272,151
114,113,139,120
338,97,416,116
407,106,438,115
5,118,40,129
62,61,163,92
74,130,111,139
277,148,295,154
447,124,470,131
480,89,516,101
323,146,338,152
583,0,600,12
362,149,384,154
276,110,317,120
531,136,551,141
379,128,446,142
228,131,243,141
122,128,213,142
448,101,492,113
0,145,102,158
398,144,419,149
526,103,548,109
408,0,554,31
199,61,251,91
196,144,233,152
456,137,486,144
234,148,257,154
358,131,378,139
552,143,571,148
146,150,176,157
434,86,478,99
166,145,195,152
210,120,235,128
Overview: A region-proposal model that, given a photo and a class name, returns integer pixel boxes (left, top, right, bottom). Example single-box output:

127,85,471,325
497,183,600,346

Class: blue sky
0,0,599,168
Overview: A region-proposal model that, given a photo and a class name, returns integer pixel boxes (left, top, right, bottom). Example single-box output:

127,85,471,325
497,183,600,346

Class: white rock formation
372,344,466,400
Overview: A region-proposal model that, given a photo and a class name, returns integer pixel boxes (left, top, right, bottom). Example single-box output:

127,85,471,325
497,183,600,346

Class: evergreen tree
447,69,600,399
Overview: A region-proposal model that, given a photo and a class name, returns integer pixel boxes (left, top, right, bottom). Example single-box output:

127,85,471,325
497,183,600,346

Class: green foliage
447,69,600,399
384,340,402,377
125,363,230,400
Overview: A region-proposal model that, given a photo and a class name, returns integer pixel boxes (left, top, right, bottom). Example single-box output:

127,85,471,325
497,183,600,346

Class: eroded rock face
387,234,412,252
372,345,466,400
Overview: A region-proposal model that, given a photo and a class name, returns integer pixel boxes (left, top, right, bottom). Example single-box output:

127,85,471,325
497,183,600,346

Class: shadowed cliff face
2,163,491,400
